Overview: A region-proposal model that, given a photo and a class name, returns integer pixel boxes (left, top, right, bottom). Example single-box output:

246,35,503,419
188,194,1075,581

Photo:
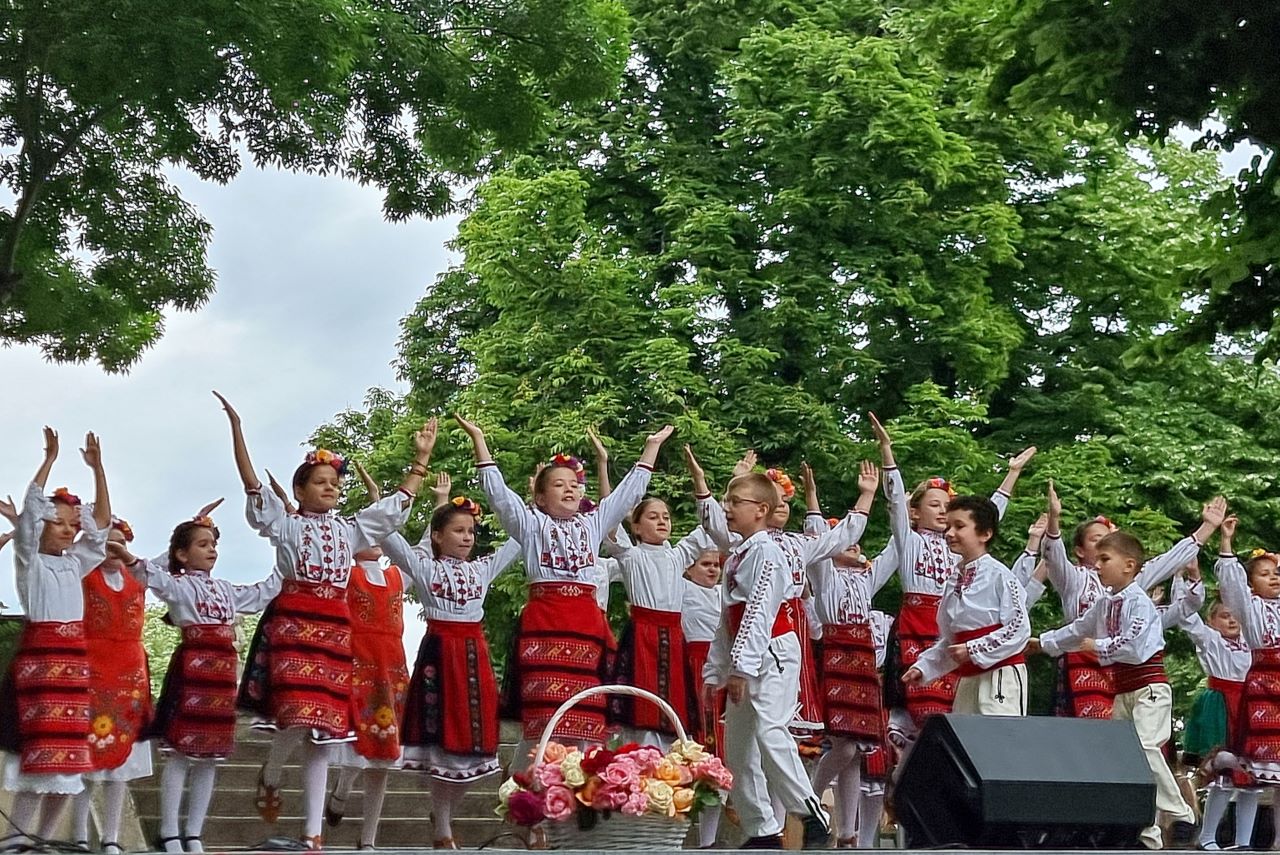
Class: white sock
264,728,307,788
360,770,389,847
856,788,884,848
159,754,189,845
301,742,332,839
771,793,786,830
101,780,127,845
1236,788,1261,849
698,803,722,848
432,780,468,840
1199,785,1230,847
71,785,93,844
184,760,217,847
36,794,72,841
333,766,358,803
835,765,861,840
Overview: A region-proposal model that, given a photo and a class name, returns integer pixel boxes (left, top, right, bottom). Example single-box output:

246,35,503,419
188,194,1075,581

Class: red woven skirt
820,623,884,744
404,619,499,756
148,625,238,758
897,595,956,728
351,624,410,762
1053,650,1114,720
610,606,696,734
501,583,615,742
5,621,93,774
684,640,725,755
790,597,824,732
1241,648,1280,774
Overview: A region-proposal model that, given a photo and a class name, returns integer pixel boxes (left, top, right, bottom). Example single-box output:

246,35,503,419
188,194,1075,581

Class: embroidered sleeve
697,495,736,553
1093,601,1149,666
729,555,783,678
484,538,523,586
67,503,109,575
1010,551,1036,586
1217,556,1256,645
1040,596,1105,658
671,526,716,571
350,491,415,553
868,543,898,596
965,576,1031,670
1136,536,1201,589
380,531,425,596
1024,576,1047,608
13,482,50,609
232,571,282,614
883,467,922,585
245,485,292,543
802,510,869,565
477,462,538,548
595,465,653,542
1041,534,1075,604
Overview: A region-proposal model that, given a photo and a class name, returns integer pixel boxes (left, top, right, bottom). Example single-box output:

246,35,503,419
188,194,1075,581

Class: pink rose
621,790,649,816
533,762,565,789
543,785,577,821
591,784,629,811
601,758,640,790
507,790,546,826
630,747,665,772
692,757,733,790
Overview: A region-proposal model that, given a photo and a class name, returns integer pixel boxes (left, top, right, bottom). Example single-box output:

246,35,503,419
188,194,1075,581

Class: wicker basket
533,685,693,851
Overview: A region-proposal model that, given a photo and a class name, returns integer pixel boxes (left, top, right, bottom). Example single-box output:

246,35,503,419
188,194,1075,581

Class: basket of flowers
495,685,733,850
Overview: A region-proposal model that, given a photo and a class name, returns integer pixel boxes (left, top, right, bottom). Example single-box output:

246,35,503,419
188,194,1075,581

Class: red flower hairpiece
305,448,348,477
450,495,484,521
925,477,956,499
549,453,586,485
111,517,135,542
827,517,840,528
766,468,796,500
1093,515,1118,532
51,487,82,506
192,515,216,529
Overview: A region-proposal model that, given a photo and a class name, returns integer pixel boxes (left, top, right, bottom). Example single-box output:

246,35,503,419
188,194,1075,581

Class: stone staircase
128,720,520,849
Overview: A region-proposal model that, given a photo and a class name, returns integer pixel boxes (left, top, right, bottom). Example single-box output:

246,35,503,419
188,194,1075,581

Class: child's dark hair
428,503,477,558
1073,519,1111,550
168,520,220,574
630,497,668,526
946,495,999,540
292,461,332,490
1097,531,1145,570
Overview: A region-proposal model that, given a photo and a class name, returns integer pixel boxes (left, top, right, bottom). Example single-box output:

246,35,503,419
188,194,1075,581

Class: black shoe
802,811,833,848
1171,821,1198,848
740,836,784,850
325,793,346,828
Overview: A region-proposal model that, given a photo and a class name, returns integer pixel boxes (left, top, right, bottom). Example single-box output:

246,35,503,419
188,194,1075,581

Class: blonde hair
726,472,780,512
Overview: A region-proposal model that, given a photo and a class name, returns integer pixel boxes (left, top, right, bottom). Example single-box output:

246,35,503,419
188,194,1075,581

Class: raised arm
587,427,612,499
430,472,452,511
354,461,382,502
1136,495,1227,588
264,470,297,514
595,426,672,536
1041,482,1078,597
213,391,261,492
32,426,58,489
1039,598,1103,658
801,461,877,563
801,462,821,517
81,432,111,530
457,415,538,545
995,446,1037,500
394,418,438,499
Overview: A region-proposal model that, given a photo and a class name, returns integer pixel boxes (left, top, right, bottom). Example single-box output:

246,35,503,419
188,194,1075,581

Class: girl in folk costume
802,462,882,849
71,517,154,855
378,473,519,849
855,609,894,850
1214,518,1280,850
456,415,674,752
1166,554,1255,851
682,548,725,850
111,510,280,854
0,430,113,852
1043,482,1227,721
869,413,1034,740
216,393,433,850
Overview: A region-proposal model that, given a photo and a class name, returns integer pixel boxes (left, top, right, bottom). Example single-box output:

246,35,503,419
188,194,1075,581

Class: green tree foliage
0,0,630,369
317,0,1280,719
141,605,259,697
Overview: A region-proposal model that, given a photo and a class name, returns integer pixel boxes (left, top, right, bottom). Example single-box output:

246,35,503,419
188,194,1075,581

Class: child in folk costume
1036,530,1208,850
902,495,1030,717
803,462,884,848
691,457,834,849
112,511,280,854
869,414,1034,739
855,609,894,850
378,475,521,850
1043,482,1225,720
456,415,673,751
0,430,112,852
1216,518,1280,850
1166,554,1254,851
683,548,726,849
71,517,154,855
216,393,433,850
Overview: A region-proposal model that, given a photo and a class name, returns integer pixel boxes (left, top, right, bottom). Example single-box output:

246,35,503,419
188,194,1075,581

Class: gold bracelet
408,463,428,477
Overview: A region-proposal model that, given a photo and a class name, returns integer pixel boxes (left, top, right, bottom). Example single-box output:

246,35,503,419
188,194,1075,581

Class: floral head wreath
1247,548,1280,564
923,477,956,499
827,517,840,528
548,453,587,485
191,515,216,529
450,495,484,522
51,487,82,506
765,468,796,500
111,517,135,542
305,448,348,477
1093,515,1118,532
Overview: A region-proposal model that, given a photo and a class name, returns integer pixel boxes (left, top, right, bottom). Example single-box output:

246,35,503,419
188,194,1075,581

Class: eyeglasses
725,496,767,507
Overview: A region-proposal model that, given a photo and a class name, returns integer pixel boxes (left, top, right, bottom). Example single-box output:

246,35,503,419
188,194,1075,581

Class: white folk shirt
245,487,408,588
609,528,717,611
1043,532,1203,622
681,578,721,643
382,531,520,623
1040,581,1164,665
1218,555,1280,651
13,482,108,621
807,554,885,628
131,558,280,625
882,467,1009,596
1165,575,1250,680
870,610,893,669
477,461,651,586
915,554,1030,684
704,530,789,685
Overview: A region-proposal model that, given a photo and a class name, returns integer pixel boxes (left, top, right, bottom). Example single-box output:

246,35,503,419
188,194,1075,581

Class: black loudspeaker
894,714,1156,848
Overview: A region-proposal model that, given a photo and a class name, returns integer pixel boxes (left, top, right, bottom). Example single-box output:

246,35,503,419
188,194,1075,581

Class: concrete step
160,761,508,793
166,815,513,849
133,784,503,820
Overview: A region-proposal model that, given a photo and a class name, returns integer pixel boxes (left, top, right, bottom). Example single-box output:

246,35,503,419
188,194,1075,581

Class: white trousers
1112,683,1194,849
723,633,825,838
952,664,1027,717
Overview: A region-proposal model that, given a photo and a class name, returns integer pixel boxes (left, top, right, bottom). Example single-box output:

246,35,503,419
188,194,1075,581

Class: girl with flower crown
869,413,1034,745
0,428,113,852
69,516,154,855
214,393,436,850
110,506,280,854
456,415,674,755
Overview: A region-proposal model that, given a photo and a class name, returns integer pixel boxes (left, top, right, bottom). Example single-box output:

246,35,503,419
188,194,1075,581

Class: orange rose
655,758,684,786
541,741,568,763
673,787,696,814
576,776,603,807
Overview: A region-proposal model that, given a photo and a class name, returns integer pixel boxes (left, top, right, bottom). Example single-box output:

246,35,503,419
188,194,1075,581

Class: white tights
431,779,469,842
330,767,391,847
811,738,862,841
4,791,73,847
159,754,217,852
71,780,128,849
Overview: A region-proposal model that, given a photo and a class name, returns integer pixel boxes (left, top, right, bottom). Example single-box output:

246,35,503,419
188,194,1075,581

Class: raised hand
414,417,439,460
105,540,137,566
1028,513,1049,540
732,449,758,478
0,530,11,552
431,472,452,508
683,445,709,496
1047,480,1061,518
353,461,381,502
587,427,608,462
453,413,492,464
0,495,16,524
1008,446,1037,471
212,390,241,424
81,432,103,469
645,425,676,446
1202,496,1228,528
868,412,891,448
453,413,482,439
195,498,225,518
43,426,59,462
1221,514,1238,539
857,460,880,494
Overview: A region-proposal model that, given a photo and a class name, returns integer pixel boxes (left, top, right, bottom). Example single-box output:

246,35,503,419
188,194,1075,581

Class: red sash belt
282,579,345,599
953,624,1026,677
631,605,683,628
726,600,795,641
182,624,235,644
529,581,595,600
426,618,485,639
1209,676,1246,694
1113,652,1167,694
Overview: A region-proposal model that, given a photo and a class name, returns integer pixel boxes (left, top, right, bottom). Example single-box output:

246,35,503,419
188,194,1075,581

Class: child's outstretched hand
353,461,381,502
683,445,708,495
645,425,676,446
0,530,11,552
105,540,138,566
195,498,224,518
0,495,16,524
431,472,452,508
1221,514,1239,539
587,427,608,463
901,666,923,685
454,413,482,439
1047,480,1061,518
42,426,59,462
1203,496,1228,528
1008,446,1037,471
212,391,240,424
1025,637,1042,655
1185,558,1202,583
857,460,879,494
81,432,102,469
732,449,757,478
948,643,972,665
1028,513,1049,540
415,418,439,458
868,412,891,447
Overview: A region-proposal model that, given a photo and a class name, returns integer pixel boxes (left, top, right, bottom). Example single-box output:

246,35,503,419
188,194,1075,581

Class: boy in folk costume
1035,530,1208,850
682,548,726,849
696,461,833,850
902,496,1030,717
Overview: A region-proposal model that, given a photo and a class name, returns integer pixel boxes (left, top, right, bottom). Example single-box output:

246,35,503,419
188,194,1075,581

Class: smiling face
1248,557,1280,599
534,466,584,519
686,551,722,588
431,512,477,561
1208,603,1242,639
768,484,792,529
177,526,219,573
913,487,951,533
631,499,672,545
944,508,991,562
39,501,80,555
295,464,342,513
